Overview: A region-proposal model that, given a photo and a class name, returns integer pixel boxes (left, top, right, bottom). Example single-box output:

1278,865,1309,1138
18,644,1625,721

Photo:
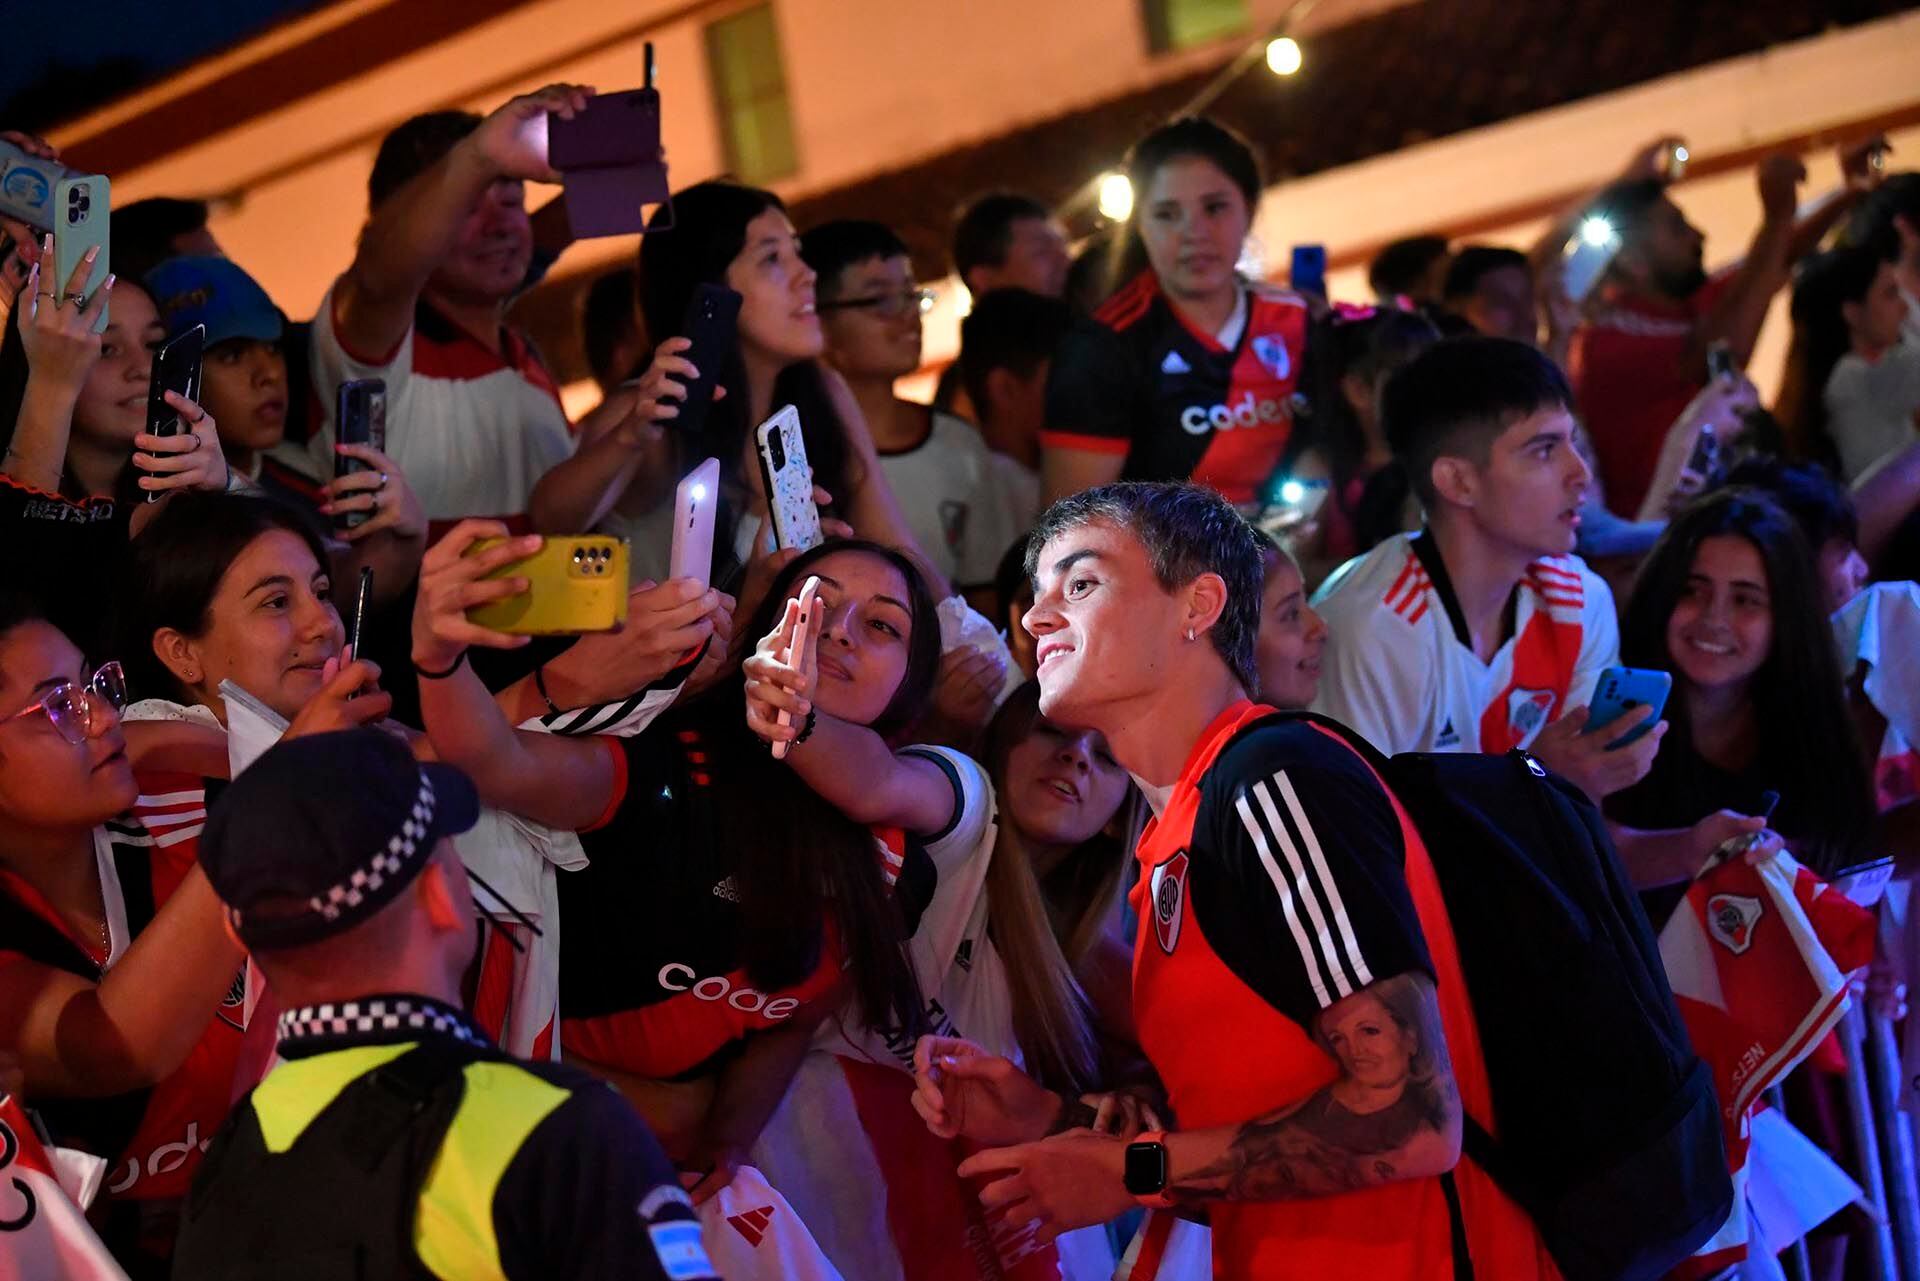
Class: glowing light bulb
1097,172,1134,222
1579,215,1615,247
1265,36,1302,76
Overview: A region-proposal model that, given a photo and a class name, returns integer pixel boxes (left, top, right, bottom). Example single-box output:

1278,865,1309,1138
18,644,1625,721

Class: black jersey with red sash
556,703,959,1082
1130,701,1555,1280
0,779,246,1208
1042,273,1308,503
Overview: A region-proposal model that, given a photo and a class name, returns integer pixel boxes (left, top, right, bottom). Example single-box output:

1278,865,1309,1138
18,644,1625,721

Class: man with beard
291,86,592,523
1570,140,1885,517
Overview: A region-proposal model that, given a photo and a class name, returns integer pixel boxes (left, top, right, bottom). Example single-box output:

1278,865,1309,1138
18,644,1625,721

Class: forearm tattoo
1168,972,1460,1203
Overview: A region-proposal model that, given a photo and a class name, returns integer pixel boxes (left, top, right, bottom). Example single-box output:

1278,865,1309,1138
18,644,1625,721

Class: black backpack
1279,712,1732,1281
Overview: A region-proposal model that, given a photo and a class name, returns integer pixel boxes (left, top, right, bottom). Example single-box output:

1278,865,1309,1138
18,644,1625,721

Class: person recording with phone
1569,135,1890,517
1309,337,1769,887
296,85,594,524
0,255,225,660
531,180,930,602
1040,117,1310,509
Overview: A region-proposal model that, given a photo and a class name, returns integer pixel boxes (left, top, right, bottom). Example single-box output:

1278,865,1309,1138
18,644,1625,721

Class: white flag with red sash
0,1094,128,1281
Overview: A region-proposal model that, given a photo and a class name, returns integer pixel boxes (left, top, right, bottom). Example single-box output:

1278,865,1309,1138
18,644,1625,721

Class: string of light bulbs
1063,0,1321,226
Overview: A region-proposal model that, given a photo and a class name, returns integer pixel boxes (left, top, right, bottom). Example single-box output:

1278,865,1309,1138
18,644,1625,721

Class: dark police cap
198,728,479,950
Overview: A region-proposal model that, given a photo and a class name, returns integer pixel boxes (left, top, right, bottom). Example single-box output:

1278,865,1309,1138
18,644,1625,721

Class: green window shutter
706,4,798,183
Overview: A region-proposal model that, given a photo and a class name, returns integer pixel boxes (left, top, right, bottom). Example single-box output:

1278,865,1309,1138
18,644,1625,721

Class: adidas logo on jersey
1435,718,1460,749
728,1205,776,1247
1160,350,1192,375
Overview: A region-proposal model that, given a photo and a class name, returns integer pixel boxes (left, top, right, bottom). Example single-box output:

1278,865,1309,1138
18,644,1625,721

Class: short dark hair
113,197,210,284
1368,235,1450,300
1724,456,1860,551
1442,245,1530,303
581,268,638,385
957,288,1073,422
1381,336,1572,507
369,111,482,209
1127,117,1262,214
952,193,1051,282
800,219,911,298
1025,482,1262,692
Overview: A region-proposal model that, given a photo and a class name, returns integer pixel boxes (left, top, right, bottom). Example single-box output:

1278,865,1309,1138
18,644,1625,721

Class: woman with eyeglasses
803,219,1033,597
0,594,247,1275
530,181,933,609
1040,117,1311,509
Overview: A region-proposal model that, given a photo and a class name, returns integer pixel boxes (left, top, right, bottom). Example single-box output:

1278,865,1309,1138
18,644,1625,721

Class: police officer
172,729,719,1280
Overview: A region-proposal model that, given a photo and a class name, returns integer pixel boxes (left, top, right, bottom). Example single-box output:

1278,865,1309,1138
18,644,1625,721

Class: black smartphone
334,378,386,530
1290,244,1328,299
674,283,741,435
347,566,374,665
144,324,205,502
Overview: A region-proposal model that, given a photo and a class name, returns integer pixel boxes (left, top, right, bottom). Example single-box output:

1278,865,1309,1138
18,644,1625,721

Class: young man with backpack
1311,336,1771,888
914,480,1733,1280
911,482,1555,1278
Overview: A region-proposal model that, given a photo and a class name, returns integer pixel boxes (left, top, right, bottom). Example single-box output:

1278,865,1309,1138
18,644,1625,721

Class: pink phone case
771,575,823,760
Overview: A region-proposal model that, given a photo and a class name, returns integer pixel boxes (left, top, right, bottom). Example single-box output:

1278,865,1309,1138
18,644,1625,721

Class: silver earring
1185,628,1196,642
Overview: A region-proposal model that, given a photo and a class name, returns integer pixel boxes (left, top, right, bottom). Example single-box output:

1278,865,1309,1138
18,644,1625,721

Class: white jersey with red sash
1312,531,1616,756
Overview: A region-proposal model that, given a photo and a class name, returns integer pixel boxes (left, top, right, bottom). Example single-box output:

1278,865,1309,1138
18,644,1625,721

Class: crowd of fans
1,74,1918,1281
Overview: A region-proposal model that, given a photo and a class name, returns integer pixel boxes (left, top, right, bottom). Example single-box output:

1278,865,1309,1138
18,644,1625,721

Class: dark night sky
0,0,326,130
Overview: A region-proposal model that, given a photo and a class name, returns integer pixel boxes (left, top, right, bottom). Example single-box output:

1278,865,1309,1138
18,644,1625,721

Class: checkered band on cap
300,769,437,923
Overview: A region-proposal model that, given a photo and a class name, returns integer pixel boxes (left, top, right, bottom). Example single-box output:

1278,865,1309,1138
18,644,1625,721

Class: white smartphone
51,174,110,334
670,456,720,588
771,574,823,761
1560,214,1622,305
755,404,822,552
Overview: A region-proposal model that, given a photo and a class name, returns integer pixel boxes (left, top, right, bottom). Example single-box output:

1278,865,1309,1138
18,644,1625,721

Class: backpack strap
335,1041,478,1173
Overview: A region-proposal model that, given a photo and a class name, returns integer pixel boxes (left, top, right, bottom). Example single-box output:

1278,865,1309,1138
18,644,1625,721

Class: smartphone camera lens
769,435,787,471
572,548,585,564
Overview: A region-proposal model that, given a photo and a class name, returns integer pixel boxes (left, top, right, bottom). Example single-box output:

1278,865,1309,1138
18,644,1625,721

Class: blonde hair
980,682,1141,1091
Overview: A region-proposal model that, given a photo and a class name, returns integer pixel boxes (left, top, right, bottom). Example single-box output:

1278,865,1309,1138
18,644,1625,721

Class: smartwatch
1124,1130,1173,1209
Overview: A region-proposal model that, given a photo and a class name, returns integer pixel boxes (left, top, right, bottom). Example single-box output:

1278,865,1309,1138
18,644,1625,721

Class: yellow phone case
465,536,629,635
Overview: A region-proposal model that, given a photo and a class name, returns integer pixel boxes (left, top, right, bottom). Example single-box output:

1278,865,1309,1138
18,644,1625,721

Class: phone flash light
1279,480,1306,505
1673,145,1690,165
1579,216,1615,247
690,483,708,501
1097,172,1134,223
1265,37,1302,76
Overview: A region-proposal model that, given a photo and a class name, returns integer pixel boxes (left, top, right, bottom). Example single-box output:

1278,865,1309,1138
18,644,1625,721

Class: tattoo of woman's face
1322,993,1419,1091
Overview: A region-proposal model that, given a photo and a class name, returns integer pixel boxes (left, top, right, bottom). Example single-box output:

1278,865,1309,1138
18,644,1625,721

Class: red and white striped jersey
1311,531,1618,756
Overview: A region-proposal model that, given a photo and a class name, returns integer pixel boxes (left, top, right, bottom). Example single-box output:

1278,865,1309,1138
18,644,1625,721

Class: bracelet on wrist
414,651,469,680
533,663,561,716
1049,1091,1099,1136
794,706,818,744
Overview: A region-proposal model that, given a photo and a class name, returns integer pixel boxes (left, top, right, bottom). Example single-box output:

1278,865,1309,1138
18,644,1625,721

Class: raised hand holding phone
741,576,822,756
755,406,823,551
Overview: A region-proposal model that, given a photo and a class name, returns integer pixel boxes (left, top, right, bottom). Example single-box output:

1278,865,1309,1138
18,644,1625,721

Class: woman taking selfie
530,180,928,595
0,249,225,658
1041,117,1309,507
0,596,246,1276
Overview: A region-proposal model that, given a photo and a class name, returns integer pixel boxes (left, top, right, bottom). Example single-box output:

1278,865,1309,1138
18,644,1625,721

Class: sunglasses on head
5,662,127,746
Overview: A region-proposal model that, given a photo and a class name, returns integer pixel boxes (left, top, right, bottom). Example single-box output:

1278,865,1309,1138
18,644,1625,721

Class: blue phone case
1585,667,1672,748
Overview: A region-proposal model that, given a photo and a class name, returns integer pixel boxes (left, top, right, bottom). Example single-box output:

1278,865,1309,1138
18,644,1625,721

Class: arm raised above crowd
4,250,108,493
335,84,590,362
